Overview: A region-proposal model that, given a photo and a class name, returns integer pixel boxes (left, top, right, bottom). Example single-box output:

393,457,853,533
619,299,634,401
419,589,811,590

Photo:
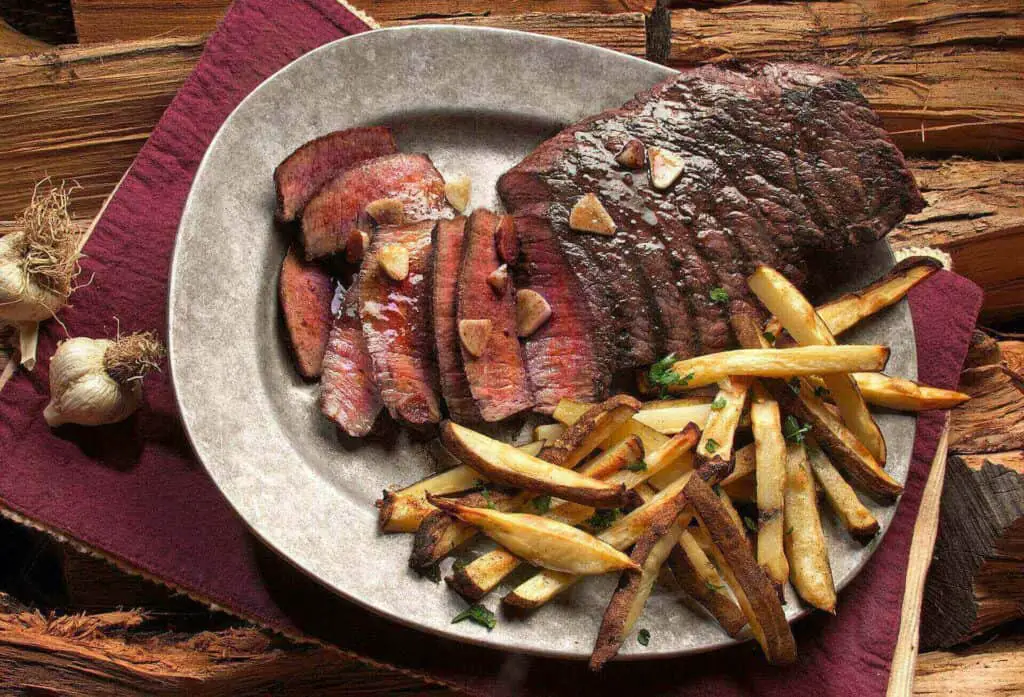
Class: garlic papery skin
0,233,66,323
44,333,163,427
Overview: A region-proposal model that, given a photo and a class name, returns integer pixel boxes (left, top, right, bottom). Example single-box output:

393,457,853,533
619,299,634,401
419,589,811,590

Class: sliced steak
499,62,923,367
301,153,450,260
512,213,610,413
279,246,333,378
319,280,381,438
432,217,481,423
274,127,397,222
359,221,442,426
457,210,533,422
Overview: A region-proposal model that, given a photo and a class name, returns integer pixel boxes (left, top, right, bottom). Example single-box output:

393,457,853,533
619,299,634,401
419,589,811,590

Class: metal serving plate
169,26,917,660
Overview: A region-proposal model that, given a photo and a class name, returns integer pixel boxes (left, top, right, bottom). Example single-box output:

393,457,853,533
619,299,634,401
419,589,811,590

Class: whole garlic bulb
44,333,164,427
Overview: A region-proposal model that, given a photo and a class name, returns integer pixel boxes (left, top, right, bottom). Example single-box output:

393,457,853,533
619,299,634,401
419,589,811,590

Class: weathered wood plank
914,637,1024,696
667,0,1024,157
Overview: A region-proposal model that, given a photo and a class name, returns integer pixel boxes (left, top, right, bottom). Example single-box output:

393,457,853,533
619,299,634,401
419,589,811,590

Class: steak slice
301,153,451,260
457,210,533,422
432,217,481,423
279,246,333,378
499,62,924,366
319,280,382,438
359,221,442,426
512,213,609,413
274,127,397,222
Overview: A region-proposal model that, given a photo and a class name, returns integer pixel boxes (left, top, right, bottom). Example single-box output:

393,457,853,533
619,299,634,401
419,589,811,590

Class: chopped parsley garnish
705,580,725,593
648,354,694,398
423,564,442,583
705,438,720,454
814,385,831,399
452,604,497,630
763,330,776,345
788,377,802,394
637,628,651,646
712,484,723,496
587,508,620,532
710,396,727,410
783,415,812,443
743,516,758,533
479,487,496,509
625,460,647,472
786,525,795,536
453,557,469,572
709,287,730,304
532,495,552,514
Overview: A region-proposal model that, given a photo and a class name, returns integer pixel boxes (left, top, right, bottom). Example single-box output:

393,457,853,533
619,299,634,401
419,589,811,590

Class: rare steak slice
359,221,442,426
499,62,924,365
301,153,451,260
432,217,481,423
512,213,610,413
319,280,382,438
278,246,333,378
274,126,397,222
457,210,533,421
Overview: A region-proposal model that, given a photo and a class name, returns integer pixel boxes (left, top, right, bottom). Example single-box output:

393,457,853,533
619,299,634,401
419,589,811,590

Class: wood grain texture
914,637,1024,696
72,0,230,43
666,0,1024,157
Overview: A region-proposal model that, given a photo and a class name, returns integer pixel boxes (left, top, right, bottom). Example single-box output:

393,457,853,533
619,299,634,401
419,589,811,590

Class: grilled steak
274,127,397,222
278,246,333,378
301,153,450,260
499,63,924,391
359,221,442,426
457,211,533,421
432,217,481,423
319,280,382,437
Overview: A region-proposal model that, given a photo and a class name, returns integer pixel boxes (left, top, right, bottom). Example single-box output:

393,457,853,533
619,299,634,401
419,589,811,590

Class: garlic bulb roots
44,332,165,427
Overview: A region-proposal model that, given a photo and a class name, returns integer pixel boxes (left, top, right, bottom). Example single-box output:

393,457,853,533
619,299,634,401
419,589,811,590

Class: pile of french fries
374,258,968,670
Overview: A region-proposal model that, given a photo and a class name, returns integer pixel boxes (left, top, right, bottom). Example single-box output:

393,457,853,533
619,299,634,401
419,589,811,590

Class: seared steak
319,280,382,437
457,211,533,421
301,154,450,260
432,217,481,423
498,63,924,385
274,127,397,222
359,221,442,426
278,246,333,378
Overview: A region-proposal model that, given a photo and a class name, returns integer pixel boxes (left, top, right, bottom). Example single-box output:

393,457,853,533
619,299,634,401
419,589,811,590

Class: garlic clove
615,138,646,170
569,193,616,236
365,198,405,225
647,146,685,191
516,289,552,337
459,318,493,358
445,174,472,213
378,243,409,281
487,264,509,294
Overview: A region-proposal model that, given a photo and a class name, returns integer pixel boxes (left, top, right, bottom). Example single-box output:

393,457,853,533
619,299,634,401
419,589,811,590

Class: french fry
539,395,641,468
750,383,789,588
783,442,837,613
720,443,755,489
666,345,889,389
590,496,691,671
533,424,566,444
668,529,747,637
694,377,751,472
634,399,712,434
749,265,886,464
684,475,797,665
554,399,670,454
441,422,640,509
447,437,643,600
378,440,545,532
847,372,969,411
409,488,524,571
427,495,639,575
805,438,879,539
767,378,902,500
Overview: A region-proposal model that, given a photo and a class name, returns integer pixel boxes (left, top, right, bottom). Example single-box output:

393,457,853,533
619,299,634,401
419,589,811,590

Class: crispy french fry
749,265,887,464
848,372,970,411
720,443,756,489
409,488,524,570
667,345,889,389
539,396,641,468
767,378,902,500
783,442,836,613
750,383,789,588
668,529,747,637
554,399,671,454
634,399,712,434
442,422,640,509
428,495,639,575
378,440,545,532
695,377,751,471
590,497,691,671
805,438,879,539
533,424,566,444
447,437,643,600
685,475,797,665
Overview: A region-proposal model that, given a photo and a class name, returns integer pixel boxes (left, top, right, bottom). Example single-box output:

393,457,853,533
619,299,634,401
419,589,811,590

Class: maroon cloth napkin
0,0,984,694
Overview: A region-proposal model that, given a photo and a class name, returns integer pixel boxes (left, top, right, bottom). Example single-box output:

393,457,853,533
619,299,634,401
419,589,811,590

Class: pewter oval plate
170,26,916,660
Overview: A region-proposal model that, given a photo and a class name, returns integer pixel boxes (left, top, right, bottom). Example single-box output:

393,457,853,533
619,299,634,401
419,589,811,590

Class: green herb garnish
709,287,730,304
814,385,830,399
788,377,802,394
705,580,725,593
763,330,776,345
705,438,720,454
480,487,496,509
625,460,647,472
452,604,497,630
637,628,651,646
423,564,442,583
587,508,620,532
710,396,727,410
532,495,552,514
786,525,795,535
648,353,694,398
783,415,811,443
743,516,758,533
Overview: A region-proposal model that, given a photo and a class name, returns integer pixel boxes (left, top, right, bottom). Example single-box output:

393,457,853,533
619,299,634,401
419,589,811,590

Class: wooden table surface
0,1,1022,695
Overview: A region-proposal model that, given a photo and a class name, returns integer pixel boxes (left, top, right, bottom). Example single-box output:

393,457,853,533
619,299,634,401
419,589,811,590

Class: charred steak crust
456,210,533,422
499,63,923,370
432,217,482,423
300,153,451,260
274,127,397,222
359,221,443,426
319,280,382,438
